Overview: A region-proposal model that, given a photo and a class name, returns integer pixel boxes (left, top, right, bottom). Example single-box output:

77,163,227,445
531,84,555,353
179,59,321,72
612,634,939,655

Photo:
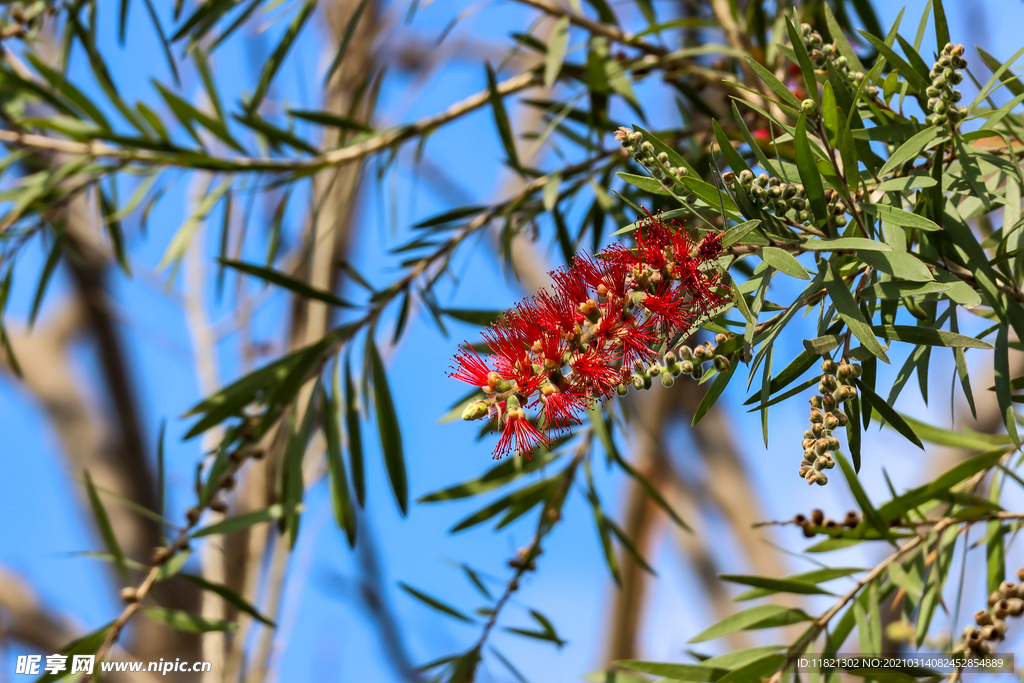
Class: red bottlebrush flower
550,265,590,307
668,225,695,261
482,324,530,376
534,288,578,335
541,388,588,433
448,346,497,390
495,401,550,458
612,316,659,371
636,209,672,270
575,253,631,300
568,346,622,397
698,231,723,261
642,282,694,334
537,332,568,368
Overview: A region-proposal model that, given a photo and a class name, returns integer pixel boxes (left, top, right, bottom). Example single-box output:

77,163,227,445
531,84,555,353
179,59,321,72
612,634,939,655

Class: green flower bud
801,99,818,116
714,355,730,372
462,400,490,421
616,383,629,396
678,345,694,360
680,360,694,374
661,371,675,387
833,410,848,427
821,359,837,375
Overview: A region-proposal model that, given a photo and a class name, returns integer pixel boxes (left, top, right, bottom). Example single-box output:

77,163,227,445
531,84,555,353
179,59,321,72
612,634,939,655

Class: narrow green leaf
801,238,891,252
853,377,923,449
689,605,810,643
399,582,474,623
83,470,128,583
719,574,834,596
143,607,235,633
486,63,520,169
795,115,829,228
324,365,356,547
181,573,276,626
191,503,297,538
877,126,942,177
995,326,1021,447
544,17,571,89
761,247,809,279
691,359,736,426
835,451,891,540
786,17,819,105
28,233,64,328
247,0,316,113
343,356,365,507
823,261,889,363
743,55,802,109
368,338,408,514
220,259,353,308
871,325,992,349
860,203,942,232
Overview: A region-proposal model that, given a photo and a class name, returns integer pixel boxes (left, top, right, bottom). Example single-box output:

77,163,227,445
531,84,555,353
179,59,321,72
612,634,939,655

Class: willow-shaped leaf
325,364,356,547
220,259,353,308
247,0,316,114
544,17,570,89
689,605,809,643
399,583,473,623
995,326,1021,446
343,356,366,507
143,607,235,633
486,63,520,170
368,338,408,515
181,573,276,626
83,470,128,583
795,114,829,228
824,261,890,363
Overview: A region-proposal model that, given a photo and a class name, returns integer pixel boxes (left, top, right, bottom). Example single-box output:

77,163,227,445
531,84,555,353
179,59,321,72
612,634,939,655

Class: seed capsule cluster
954,568,1024,656
926,43,968,127
616,127,695,201
799,23,878,97
799,358,860,486
617,334,733,394
793,508,862,537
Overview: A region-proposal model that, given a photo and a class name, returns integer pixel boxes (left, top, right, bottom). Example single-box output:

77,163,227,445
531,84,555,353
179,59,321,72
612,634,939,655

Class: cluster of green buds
799,358,860,485
792,508,861,537
724,170,811,223
926,43,968,127
823,188,850,230
954,569,1024,656
799,23,878,97
615,126,694,200
617,334,732,394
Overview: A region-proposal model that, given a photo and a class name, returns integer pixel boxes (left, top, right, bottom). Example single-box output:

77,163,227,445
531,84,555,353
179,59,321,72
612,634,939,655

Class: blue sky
2,1,1024,682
